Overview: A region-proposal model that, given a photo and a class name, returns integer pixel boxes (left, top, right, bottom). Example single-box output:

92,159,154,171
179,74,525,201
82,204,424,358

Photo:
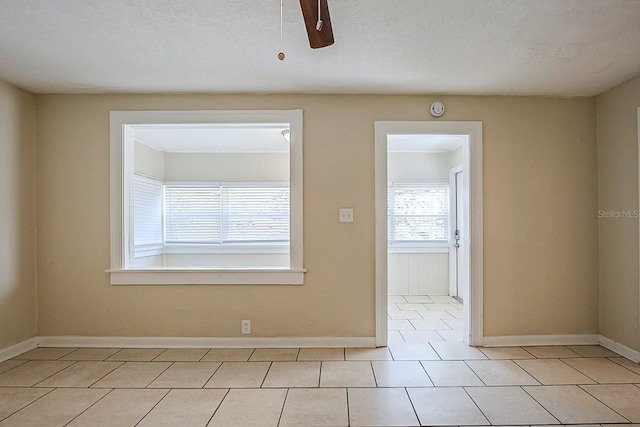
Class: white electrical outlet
339,208,354,223
241,320,251,334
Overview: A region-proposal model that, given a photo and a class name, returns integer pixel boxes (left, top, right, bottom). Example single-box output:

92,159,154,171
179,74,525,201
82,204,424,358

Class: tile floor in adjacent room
387,295,465,343
1,343,640,426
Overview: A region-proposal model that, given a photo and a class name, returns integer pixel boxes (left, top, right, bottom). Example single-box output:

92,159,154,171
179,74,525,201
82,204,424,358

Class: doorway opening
374,121,483,347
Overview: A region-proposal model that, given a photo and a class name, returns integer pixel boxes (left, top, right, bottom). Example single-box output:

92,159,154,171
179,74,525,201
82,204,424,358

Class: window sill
107,268,306,285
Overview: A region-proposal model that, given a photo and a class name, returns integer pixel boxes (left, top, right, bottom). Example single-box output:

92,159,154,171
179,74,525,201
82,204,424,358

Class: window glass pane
392,216,448,241
388,182,449,242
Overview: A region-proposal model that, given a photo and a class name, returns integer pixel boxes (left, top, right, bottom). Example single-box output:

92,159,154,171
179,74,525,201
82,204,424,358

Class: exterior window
162,183,290,244
388,181,449,243
109,110,304,285
164,185,222,243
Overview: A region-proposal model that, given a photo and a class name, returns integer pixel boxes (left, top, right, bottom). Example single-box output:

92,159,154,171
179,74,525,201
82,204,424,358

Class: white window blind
164,185,221,243
388,181,449,242
164,183,289,244
133,174,163,247
222,185,290,242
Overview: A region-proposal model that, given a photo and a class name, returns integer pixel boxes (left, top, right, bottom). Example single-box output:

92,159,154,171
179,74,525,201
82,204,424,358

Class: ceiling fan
299,0,334,48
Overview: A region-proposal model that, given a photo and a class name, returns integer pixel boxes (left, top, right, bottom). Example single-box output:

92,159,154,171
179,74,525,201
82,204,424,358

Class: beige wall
35,94,598,339
164,152,289,182
0,81,37,348
134,141,164,179
597,73,640,352
449,145,463,168
388,152,449,181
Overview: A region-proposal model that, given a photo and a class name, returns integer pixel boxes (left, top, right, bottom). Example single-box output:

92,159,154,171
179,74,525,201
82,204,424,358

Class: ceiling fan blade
299,0,334,49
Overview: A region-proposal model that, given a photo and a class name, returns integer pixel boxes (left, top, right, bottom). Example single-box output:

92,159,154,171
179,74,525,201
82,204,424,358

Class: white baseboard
37,336,376,349
0,338,38,362
482,334,600,347
599,335,640,362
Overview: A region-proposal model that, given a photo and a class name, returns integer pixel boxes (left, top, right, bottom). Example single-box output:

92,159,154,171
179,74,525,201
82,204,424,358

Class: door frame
374,121,483,346
449,165,464,299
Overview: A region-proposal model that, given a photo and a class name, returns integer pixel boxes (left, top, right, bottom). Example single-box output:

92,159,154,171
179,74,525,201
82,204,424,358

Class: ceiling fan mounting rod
278,0,285,60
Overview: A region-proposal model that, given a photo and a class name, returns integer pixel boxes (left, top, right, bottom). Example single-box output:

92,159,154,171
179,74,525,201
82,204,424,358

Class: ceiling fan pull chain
278,0,285,60
316,0,323,31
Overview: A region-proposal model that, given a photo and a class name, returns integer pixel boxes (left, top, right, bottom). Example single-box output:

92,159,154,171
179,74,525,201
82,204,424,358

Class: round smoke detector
429,101,445,117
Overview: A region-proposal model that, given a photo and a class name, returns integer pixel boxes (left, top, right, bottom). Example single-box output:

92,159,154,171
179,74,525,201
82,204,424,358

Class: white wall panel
388,253,449,295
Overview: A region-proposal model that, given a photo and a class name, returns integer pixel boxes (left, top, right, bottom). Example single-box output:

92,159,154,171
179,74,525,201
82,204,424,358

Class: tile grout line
260,361,274,388
417,359,435,386
0,359,29,376
201,361,224,388
403,386,421,425
344,387,351,427
62,387,116,427
86,360,126,388
461,385,492,425
144,360,175,388
0,386,56,423
131,388,171,427
607,356,640,377
558,357,601,384
151,348,169,361
30,360,79,387
369,361,378,387
463,360,488,386
275,388,289,427
426,341,443,360
205,388,231,426
520,384,564,425
577,383,633,423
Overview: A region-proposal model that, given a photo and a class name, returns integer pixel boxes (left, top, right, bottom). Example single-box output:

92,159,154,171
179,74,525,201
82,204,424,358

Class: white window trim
108,109,304,285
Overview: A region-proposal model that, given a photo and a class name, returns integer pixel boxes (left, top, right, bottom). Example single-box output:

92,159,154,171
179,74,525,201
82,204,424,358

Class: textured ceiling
0,0,639,96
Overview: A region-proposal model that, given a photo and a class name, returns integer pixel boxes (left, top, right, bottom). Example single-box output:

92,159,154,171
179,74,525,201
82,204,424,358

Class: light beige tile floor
262,361,320,388
466,360,540,386
408,387,490,426
137,389,228,427
66,388,169,427
348,388,419,426
523,385,628,425
515,358,597,385
388,294,464,342
208,388,287,427
319,361,376,388
279,388,348,427
147,361,221,388
2,342,640,426
91,361,172,388
204,361,270,388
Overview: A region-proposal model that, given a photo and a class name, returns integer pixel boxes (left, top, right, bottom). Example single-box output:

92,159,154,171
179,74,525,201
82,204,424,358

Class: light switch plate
339,208,354,223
